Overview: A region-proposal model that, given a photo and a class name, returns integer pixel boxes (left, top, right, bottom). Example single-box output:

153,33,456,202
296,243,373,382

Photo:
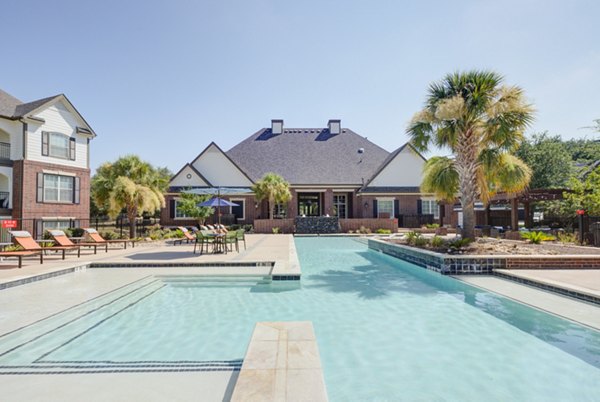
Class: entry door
298,193,320,216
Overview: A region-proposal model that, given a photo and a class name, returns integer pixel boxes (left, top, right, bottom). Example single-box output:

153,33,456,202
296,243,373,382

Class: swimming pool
1,237,600,401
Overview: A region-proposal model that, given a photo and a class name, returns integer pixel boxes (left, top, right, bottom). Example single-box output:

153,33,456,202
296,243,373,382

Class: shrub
71,228,85,238
414,236,429,247
557,231,577,244
430,235,444,248
242,224,254,233
448,237,473,253
376,228,392,234
348,230,354,234
425,223,440,229
3,244,23,251
100,230,121,240
272,227,280,234
521,231,555,244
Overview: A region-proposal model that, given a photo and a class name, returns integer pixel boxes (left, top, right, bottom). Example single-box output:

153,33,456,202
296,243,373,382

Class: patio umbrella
198,197,239,226
184,187,252,226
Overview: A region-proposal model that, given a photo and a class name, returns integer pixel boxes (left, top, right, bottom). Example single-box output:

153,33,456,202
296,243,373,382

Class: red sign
1,220,17,229
576,209,586,215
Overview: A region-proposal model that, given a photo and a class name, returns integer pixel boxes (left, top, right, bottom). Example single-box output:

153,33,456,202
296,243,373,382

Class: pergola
489,189,569,229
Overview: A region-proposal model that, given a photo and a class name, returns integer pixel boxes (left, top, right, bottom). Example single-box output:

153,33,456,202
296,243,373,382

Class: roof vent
358,148,364,154
271,119,283,135
328,119,341,135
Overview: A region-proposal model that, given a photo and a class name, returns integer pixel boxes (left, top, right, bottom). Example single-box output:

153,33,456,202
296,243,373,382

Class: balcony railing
0,142,10,160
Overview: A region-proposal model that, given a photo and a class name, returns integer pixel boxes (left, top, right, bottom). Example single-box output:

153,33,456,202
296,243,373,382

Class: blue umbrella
198,197,239,207
198,197,239,225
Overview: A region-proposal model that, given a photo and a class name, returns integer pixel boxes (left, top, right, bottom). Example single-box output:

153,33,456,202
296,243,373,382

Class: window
43,174,75,203
42,132,76,160
298,193,320,216
332,194,347,218
174,200,192,219
421,199,440,218
274,203,287,218
377,199,394,218
231,199,245,220
42,220,71,231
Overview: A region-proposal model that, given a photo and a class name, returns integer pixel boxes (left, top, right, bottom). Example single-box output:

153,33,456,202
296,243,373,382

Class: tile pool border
368,239,600,274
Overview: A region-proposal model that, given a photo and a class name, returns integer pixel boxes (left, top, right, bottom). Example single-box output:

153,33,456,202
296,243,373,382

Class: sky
1,0,599,173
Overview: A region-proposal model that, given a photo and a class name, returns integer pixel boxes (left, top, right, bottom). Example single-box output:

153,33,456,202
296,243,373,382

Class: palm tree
407,70,534,239
252,173,291,219
92,155,167,238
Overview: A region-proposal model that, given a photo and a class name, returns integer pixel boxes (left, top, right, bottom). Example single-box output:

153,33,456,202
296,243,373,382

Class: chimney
328,119,341,135
271,119,283,135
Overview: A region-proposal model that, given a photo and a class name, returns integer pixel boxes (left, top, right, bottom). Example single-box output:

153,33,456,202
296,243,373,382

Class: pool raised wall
368,238,600,274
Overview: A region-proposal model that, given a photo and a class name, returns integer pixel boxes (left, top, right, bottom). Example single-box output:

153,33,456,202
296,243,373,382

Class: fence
0,216,160,243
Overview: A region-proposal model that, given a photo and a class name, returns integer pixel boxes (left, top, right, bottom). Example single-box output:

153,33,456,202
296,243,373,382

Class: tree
175,191,214,226
252,173,291,219
92,155,167,238
563,167,600,216
515,132,572,189
407,70,534,238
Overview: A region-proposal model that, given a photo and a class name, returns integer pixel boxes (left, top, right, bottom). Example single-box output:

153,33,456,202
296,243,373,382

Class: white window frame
421,198,440,219
174,199,192,219
48,132,70,159
333,194,347,218
43,174,74,203
274,203,287,219
377,197,394,219
230,199,245,220
42,220,72,231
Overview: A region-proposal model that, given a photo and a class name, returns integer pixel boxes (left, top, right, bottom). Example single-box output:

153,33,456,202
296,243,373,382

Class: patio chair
194,230,215,254
224,230,238,253
11,231,80,259
83,228,135,249
174,227,195,245
236,228,246,250
0,250,44,268
49,230,107,254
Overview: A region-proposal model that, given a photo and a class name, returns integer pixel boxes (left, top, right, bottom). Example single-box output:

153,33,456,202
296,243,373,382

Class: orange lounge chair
174,227,196,245
0,250,43,268
83,228,134,249
11,231,80,259
49,230,108,254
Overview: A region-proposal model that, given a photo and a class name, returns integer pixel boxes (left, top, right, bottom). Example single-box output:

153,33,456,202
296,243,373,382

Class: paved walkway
0,234,297,286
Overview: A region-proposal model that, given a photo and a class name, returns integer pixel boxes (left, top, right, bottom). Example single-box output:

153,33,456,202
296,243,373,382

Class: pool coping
0,260,301,291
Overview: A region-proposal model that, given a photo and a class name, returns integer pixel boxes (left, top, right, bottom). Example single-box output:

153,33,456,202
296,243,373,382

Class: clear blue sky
2,0,599,173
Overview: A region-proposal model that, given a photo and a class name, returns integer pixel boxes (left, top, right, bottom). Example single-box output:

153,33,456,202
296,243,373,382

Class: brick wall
14,160,90,221
505,257,600,269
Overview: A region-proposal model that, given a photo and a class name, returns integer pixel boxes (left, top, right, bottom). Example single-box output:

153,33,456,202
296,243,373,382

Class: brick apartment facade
0,89,96,237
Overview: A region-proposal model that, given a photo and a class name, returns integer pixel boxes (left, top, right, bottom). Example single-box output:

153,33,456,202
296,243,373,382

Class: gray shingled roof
0,88,60,119
359,186,421,193
227,128,390,185
0,89,22,118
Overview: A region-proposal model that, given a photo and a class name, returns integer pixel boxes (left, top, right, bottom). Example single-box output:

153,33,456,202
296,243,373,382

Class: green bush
272,227,280,234
71,228,85,238
414,236,429,247
430,236,444,248
521,231,555,244
425,223,440,229
100,230,121,240
376,228,392,234
3,244,23,251
242,224,254,233
448,237,473,253
557,231,577,244
405,231,420,245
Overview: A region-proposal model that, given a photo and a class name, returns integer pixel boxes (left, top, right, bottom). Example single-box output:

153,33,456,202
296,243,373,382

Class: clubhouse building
162,119,448,232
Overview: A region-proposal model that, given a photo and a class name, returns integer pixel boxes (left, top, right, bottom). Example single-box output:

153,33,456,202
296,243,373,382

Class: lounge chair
174,227,195,245
48,230,107,254
83,228,135,249
11,231,80,259
0,250,43,268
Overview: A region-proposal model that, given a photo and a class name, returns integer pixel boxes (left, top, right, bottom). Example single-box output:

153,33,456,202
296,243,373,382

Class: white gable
191,143,253,187
369,145,425,187
170,164,210,187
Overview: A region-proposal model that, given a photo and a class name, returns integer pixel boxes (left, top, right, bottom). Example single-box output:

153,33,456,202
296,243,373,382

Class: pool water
2,237,600,401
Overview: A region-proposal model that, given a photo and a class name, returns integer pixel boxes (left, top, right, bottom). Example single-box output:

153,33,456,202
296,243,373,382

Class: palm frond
421,157,459,202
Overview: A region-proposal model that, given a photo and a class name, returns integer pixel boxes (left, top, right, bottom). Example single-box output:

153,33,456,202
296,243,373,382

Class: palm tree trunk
127,206,137,239
456,129,479,239
269,197,274,220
